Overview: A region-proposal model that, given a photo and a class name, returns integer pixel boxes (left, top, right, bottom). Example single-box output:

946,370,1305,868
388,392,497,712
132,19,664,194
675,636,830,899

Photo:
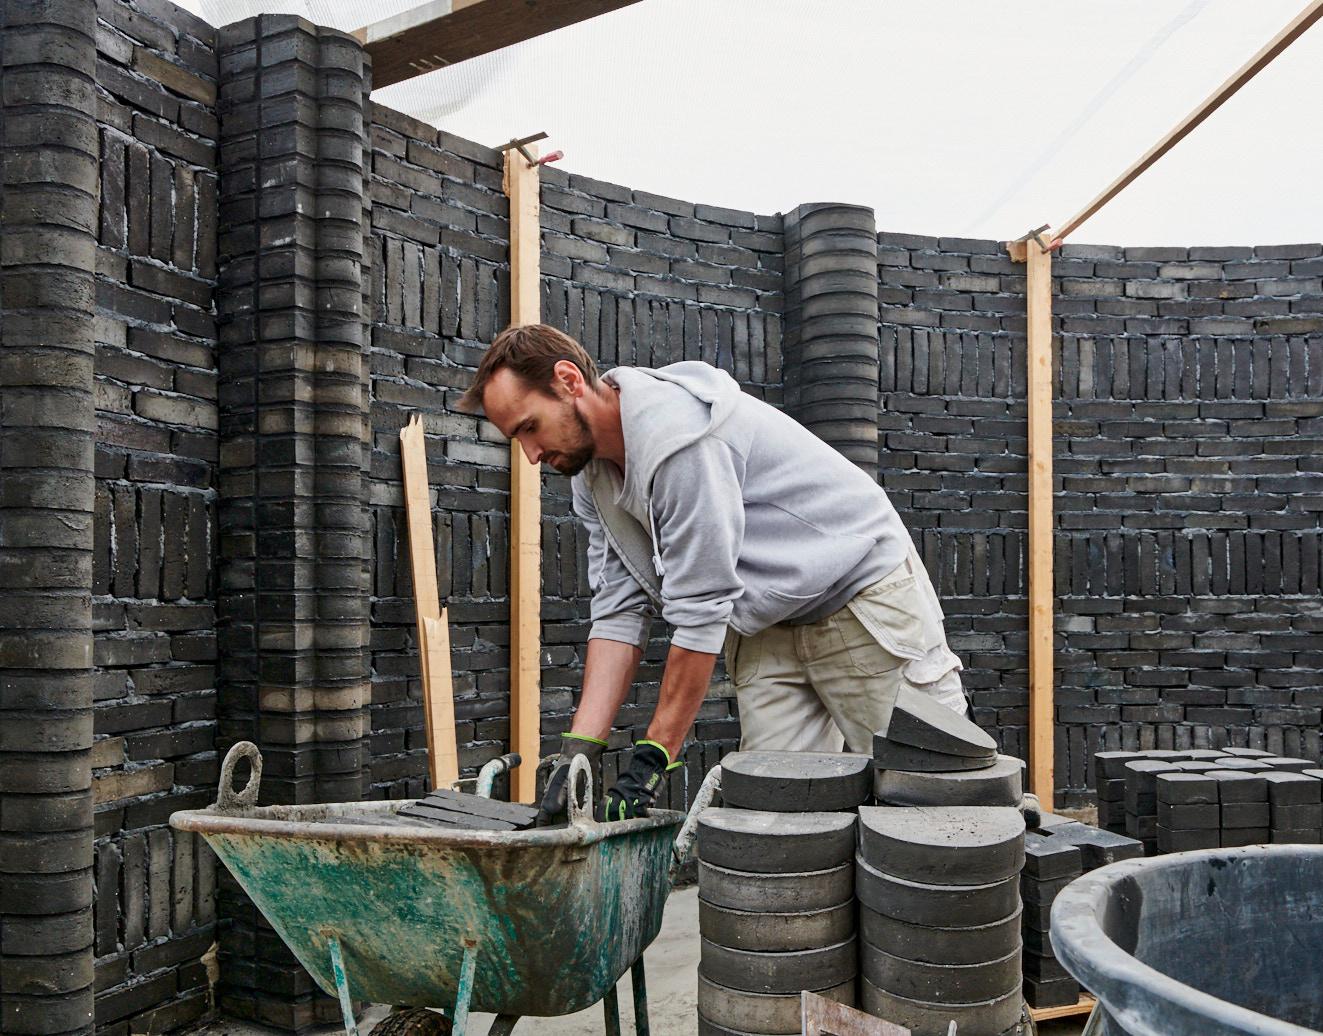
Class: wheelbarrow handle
474,753,522,798
215,741,263,813
670,763,721,884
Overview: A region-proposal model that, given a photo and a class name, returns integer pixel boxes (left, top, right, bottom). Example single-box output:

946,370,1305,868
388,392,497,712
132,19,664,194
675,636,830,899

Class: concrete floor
195,885,1088,1036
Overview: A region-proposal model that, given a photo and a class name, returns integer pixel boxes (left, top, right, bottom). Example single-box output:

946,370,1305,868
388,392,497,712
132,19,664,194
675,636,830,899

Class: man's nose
519,437,541,464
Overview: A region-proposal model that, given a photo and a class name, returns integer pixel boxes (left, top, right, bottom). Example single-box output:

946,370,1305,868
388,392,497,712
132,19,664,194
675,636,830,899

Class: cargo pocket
901,645,967,713
846,569,941,662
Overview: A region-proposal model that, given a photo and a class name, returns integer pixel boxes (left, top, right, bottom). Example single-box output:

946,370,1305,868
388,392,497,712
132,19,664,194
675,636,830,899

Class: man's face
482,366,596,476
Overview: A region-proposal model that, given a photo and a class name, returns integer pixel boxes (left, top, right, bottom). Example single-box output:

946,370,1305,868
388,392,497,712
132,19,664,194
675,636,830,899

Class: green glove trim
563,731,608,747
636,739,685,771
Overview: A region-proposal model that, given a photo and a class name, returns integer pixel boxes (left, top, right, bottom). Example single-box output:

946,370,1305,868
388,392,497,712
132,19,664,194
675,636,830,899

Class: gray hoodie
572,362,912,654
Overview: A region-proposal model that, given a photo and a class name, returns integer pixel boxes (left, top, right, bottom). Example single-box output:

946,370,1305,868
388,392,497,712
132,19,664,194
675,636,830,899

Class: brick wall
877,233,1323,805
6,1,1323,1030
364,102,783,810
89,0,220,1030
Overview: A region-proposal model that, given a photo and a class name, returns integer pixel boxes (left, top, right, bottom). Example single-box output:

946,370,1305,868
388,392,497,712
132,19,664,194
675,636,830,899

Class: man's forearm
647,644,718,760
571,637,644,741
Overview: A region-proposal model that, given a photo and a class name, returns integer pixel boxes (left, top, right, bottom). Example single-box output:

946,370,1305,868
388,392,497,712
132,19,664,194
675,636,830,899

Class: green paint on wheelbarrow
173,800,681,1017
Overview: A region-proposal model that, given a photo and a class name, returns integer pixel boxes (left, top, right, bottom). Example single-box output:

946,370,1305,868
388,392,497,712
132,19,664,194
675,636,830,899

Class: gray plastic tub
1051,845,1323,1036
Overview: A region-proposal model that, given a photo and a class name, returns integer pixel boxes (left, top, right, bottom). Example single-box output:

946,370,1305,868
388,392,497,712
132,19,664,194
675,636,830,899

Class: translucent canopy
180,0,1322,245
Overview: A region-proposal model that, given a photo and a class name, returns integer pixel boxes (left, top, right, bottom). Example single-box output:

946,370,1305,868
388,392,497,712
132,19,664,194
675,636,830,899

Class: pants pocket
724,628,763,687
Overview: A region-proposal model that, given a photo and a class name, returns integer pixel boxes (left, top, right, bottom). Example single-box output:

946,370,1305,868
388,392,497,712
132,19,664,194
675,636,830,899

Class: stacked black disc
856,806,1026,1036
696,751,871,1035
871,689,1024,809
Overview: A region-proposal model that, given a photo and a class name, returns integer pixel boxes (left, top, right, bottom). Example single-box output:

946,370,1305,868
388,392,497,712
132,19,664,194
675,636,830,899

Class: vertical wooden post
505,144,542,803
1012,233,1056,807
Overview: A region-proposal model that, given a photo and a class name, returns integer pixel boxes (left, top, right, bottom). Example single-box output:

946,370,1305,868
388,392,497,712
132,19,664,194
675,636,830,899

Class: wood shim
400,414,459,788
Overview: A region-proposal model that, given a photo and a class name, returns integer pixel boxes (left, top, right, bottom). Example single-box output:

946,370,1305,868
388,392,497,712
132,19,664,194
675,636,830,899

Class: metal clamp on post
215,741,263,813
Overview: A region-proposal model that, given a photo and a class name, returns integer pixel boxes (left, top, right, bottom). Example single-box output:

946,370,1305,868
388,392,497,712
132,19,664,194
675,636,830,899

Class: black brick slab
697,972,855,1034
720,752,871,813
700,936,857,995
856,854,1020,928
875,686,997,759
873,739,996,773
861,977,1021,1036
697,808,855,873
698,900,854,954
859,903,1022,966
857,806,1024,884
874,755,1023,807
861,940,1021,1005
698,859,853,914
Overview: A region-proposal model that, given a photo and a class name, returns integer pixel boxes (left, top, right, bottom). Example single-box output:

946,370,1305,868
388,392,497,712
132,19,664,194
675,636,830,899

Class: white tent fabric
179,0,1322,245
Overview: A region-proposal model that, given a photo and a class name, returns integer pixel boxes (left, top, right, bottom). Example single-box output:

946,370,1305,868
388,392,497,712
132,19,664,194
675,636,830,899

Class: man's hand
603,741,682,821
536,733,608,827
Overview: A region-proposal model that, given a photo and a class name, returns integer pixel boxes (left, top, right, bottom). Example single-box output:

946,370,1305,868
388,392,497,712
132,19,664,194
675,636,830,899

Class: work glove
535,733,607,827
602,741,683,822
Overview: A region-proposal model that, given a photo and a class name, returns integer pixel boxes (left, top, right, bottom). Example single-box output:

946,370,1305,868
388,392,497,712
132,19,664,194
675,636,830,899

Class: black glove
535,733,607,827
603,741,682,821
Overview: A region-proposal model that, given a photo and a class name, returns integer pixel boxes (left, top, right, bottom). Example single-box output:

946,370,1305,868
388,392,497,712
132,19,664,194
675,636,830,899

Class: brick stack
696,752,869,1035
782,203,880,477
213,14,372,1028
1114,748,1323,855
857,807,1025,1036
1020,815,1142,1008
1,3,100,1034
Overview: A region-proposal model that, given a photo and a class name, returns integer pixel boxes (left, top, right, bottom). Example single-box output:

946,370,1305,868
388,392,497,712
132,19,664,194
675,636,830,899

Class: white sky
186,1,1323,247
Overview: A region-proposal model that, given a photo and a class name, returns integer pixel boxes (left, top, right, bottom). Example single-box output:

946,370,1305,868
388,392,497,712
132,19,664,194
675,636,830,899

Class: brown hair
458,324,599,413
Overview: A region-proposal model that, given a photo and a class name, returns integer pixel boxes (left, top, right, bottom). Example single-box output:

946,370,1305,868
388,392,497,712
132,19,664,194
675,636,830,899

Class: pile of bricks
695,753,869,1034
1021,815,1143,1009
1097,748,1323,854
857,807,1026,1035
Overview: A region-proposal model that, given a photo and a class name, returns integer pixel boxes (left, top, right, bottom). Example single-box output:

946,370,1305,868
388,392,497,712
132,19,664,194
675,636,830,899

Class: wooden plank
1024,235,1055,807
1052,0,1323,245
422,616,459,786
1029,994,1097,1022
354,0,642,89
505,143,542,804
802,990,910,1034
400,414,458,789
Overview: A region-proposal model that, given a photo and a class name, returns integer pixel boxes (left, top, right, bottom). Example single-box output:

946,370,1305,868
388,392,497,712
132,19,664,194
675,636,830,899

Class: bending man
459,325,968,822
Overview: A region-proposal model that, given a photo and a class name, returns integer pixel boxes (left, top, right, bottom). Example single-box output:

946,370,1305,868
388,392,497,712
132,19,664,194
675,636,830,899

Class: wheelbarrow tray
172,800,684,1017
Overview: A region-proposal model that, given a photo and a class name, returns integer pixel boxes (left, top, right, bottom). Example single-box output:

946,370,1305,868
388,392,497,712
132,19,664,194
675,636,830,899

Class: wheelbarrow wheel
370,1007,452,1036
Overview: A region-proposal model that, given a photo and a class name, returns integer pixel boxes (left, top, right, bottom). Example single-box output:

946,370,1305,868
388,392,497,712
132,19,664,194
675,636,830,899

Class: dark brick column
0,1,99,1033
213,15,371,1029
782,203,880,477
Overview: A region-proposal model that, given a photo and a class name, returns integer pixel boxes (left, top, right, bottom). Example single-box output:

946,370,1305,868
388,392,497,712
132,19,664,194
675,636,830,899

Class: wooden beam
354,0,642,89
1052,0,1323,246
400,414,459,789
505,143,542,803
1019,232,1055,808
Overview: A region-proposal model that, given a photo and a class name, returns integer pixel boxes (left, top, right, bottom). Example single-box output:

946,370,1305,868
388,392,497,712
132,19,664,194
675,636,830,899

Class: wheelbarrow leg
451,941,478,1036
486,1017,519,1035
602,984,622,1036
324,932,360,1036
630,958,649,1036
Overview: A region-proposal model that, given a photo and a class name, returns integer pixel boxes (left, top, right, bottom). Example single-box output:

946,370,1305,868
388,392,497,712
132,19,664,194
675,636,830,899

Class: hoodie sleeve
572,476,655,650
650,436,747,654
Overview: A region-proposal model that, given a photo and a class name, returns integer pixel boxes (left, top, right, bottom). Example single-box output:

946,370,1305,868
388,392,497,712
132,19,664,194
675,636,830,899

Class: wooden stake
504,143,542,804
400,414,459,789
1023,234,1055,807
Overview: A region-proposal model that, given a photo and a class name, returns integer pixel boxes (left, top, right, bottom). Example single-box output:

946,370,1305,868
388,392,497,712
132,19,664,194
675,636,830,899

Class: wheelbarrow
171,743,719,1036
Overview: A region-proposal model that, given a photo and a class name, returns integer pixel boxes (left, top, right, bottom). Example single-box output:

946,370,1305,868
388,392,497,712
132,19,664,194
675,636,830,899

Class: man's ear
553,359,585,398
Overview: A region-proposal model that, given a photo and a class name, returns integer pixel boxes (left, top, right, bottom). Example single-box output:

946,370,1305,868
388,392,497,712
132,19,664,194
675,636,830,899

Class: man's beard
548,406,595,476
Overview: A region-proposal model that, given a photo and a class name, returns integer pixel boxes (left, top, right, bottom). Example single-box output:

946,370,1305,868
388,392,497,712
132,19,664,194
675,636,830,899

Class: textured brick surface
879,233,1323,805
212,13,371,1028
81,0,222,1029
1,2,100,1032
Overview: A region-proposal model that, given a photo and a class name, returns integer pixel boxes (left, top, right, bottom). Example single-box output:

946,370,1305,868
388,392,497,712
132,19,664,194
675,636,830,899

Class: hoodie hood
607,362,743,500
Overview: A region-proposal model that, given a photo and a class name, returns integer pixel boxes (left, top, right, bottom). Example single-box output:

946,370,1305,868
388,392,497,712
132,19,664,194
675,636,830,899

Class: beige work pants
726,545,967,754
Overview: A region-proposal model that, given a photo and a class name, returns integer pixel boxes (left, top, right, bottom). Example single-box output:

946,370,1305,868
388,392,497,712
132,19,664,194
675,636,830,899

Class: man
459,324,968,823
